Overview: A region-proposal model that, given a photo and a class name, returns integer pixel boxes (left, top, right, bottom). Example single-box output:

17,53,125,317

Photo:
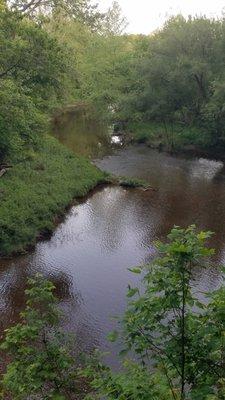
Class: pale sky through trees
98,0,225,33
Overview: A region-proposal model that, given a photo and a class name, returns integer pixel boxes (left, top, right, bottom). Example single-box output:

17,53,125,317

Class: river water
1,113,225,365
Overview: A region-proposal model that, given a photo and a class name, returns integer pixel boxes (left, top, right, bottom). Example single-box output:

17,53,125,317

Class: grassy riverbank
127,121,211,152
0,135,108,257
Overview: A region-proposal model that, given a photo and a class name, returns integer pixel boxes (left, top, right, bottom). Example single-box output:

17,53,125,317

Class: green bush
0,80,47,161
87,226,225,399
1,274,79,399
128,121,211,150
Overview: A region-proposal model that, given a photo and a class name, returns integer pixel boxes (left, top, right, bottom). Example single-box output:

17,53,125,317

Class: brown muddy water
1,113,225,366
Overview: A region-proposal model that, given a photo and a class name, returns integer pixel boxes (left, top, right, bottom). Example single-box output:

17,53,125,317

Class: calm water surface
1,115,225,364
52,111,114,158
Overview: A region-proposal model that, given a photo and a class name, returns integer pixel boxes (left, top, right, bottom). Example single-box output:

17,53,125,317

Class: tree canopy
2,1,225,158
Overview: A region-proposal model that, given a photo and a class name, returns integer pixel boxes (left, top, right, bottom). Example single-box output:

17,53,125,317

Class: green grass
128,121,211,150
117,177,151,189
107,174,152,189
0,135,108,257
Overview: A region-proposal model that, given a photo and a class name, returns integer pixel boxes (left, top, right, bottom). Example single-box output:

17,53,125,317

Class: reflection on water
1,143,225,365
52,111,113,158
190,158,224,180
111,135,122,145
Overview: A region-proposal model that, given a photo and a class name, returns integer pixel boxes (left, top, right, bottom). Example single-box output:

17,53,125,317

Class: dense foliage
1,3,225,398
0,0,126,255
1,227,224,399
121,16,225,151
0,7,71,160
86,226,225,399
46,11,225,152
0,274,84,399
3,0,225,159
0,0,127,161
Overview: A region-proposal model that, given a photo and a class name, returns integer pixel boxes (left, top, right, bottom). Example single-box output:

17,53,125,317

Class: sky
97,0,225,34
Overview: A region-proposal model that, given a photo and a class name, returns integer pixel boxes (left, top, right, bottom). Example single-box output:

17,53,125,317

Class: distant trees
0,0,129,161
9,0,104,26
8,0,126,34
3,0,225,162
120,16,225,149
46,3,130,115
101,1,128,36
0,6,72,161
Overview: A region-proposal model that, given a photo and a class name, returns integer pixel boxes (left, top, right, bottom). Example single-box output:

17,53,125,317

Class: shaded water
52,111,114,158
1,115,225,365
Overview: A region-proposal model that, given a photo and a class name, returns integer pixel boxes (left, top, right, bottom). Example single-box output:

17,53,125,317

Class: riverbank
0,135,109,257
125,121,225,159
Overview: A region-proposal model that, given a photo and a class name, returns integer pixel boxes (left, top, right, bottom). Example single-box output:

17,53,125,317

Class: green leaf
107,330,119,342
127,288,139,298
128,267,142,274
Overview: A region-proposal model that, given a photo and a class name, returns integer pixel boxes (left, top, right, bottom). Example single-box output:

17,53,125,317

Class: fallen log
0,164,12,169
0,168,7,178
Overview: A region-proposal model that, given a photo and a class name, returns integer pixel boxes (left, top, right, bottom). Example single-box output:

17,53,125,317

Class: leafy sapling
87,226,224,400
0,274,75,400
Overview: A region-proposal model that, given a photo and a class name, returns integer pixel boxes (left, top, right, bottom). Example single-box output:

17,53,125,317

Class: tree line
3,0,225,162
120,16,225,152
0,0,127,162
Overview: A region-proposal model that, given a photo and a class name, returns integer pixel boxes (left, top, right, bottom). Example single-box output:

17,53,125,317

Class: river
0,112,225,366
